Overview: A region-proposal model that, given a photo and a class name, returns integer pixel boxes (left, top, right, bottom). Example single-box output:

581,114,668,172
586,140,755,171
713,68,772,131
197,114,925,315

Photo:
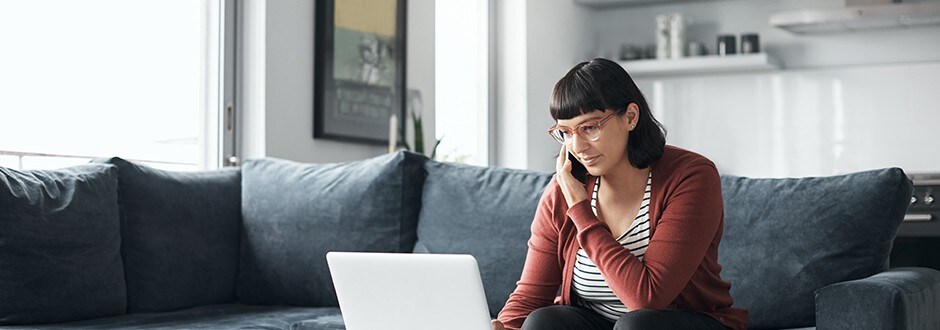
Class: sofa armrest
815,267,940,330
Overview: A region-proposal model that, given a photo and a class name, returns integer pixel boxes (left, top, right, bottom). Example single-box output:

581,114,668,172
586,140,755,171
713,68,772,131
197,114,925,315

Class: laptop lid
326,252,492,330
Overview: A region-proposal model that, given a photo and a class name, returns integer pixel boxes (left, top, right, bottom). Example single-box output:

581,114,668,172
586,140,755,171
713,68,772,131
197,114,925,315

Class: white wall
637,62,940,177
239,0,434,164
409,0,436,156
494,0,594,172
495,0,528,169
525,0,596,172
238,0,266,160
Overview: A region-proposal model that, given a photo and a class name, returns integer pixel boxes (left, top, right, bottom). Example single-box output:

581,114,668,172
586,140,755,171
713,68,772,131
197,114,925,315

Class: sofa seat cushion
94,157,242,313
237,151,427,307
0,304,343,330
718,168,913,329
0,164,125,325
414,161,552,316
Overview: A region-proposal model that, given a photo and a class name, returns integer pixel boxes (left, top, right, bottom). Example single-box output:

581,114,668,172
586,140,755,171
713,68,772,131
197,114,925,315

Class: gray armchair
719,168,940,329
816,267,940,330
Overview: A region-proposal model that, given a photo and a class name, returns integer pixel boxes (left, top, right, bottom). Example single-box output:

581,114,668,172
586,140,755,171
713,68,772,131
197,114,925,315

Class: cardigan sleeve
566,162,723,310
497,178,565,330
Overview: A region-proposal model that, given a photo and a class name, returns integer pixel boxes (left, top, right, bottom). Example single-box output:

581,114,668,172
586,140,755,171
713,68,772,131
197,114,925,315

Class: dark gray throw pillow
94,157,241,313
0,164,125,325
414,161,553,316
237,151,427,307
718,168,913,329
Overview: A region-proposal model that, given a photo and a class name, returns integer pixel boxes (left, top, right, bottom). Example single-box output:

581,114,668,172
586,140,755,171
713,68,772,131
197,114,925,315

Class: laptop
326,251,493,330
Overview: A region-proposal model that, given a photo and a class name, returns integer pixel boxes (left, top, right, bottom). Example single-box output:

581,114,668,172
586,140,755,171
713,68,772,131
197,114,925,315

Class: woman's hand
491,319,506,330
556,145,589,208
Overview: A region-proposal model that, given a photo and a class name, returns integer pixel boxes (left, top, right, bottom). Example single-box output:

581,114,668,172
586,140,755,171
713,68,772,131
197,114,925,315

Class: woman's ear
626,103,640,128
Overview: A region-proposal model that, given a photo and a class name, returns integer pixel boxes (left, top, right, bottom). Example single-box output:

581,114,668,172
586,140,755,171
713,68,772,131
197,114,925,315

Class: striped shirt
572,171,652,322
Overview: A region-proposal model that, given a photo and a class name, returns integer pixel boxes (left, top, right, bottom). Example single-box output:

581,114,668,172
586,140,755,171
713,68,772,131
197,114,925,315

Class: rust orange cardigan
497,145,748,330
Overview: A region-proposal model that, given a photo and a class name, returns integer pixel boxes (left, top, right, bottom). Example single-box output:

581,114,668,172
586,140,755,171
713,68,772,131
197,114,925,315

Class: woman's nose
569,134,590,154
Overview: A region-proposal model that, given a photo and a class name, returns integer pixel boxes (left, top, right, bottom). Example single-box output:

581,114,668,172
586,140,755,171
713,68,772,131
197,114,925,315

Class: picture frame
314,0,407,144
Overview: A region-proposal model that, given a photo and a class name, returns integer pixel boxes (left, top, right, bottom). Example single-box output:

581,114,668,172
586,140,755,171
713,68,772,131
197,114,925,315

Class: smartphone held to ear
567,152,588,183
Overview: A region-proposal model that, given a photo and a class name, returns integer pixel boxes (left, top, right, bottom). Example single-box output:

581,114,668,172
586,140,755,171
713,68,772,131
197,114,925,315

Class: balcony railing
0,150,196,171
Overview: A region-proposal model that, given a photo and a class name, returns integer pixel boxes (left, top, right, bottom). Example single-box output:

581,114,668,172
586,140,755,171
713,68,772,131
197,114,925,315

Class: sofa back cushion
96,157,242,313
237,151,427,307
414,161,552,316
718,168,913,329
0,164,126,325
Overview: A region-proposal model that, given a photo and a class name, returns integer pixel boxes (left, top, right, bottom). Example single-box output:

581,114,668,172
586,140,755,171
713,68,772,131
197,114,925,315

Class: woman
492,58,748,330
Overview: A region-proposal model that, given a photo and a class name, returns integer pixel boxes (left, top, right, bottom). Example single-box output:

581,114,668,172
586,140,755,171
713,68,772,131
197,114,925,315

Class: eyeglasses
547,112,620,145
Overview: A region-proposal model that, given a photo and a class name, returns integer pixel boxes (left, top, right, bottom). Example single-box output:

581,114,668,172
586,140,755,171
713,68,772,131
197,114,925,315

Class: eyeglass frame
547,111,622,145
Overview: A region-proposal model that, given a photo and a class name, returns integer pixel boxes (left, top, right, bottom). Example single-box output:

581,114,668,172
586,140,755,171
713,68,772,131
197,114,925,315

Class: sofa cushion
94,158,241,313
718,168,913,329
12,303,342,329
237,151,427,307
0,164,125,325
414,161,553,316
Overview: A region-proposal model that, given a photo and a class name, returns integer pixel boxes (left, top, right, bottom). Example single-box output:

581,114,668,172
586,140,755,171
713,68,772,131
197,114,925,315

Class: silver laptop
326,251,492,330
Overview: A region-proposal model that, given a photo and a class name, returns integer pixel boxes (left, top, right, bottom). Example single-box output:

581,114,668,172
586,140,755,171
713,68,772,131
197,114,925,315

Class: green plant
400,110,442,159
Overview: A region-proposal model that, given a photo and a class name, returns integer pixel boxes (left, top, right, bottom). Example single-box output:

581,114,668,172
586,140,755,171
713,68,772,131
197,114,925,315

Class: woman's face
555,104,638,177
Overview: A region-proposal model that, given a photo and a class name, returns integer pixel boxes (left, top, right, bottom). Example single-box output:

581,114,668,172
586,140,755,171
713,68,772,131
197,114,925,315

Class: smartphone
567,152,588,183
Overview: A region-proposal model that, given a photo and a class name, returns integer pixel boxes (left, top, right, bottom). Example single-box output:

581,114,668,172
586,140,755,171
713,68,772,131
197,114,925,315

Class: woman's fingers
556,145,567,172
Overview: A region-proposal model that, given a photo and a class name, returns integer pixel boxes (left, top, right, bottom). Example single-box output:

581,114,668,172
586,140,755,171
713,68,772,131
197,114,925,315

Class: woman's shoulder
652,145,720,186
649,146,723,210
656,144,718,173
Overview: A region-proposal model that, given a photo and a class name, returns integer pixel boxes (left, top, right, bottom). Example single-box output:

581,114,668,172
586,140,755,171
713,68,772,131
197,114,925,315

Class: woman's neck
599,158,649,197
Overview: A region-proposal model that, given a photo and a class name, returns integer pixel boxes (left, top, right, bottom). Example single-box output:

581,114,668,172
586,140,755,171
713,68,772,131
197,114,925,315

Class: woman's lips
580,155,600,166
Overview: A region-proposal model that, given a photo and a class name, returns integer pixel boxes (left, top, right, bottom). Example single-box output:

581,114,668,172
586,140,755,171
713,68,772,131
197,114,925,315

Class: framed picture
314,0,407,144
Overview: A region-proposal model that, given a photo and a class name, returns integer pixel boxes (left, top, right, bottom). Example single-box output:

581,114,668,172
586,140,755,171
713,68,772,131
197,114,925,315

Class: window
435,0,490,166
0,0,232,171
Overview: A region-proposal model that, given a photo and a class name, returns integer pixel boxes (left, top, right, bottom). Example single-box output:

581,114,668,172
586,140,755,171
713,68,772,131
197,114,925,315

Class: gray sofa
0,151,937,329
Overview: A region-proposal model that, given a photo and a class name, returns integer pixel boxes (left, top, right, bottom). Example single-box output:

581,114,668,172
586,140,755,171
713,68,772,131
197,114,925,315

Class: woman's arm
496,179,565,329
568,162,723,310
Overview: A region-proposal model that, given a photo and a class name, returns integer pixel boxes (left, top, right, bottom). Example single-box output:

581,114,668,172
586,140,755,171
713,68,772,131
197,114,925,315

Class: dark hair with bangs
549,58,666,169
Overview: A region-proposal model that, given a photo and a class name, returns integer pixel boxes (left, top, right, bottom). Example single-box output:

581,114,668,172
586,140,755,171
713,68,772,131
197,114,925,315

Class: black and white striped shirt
572,171,652,322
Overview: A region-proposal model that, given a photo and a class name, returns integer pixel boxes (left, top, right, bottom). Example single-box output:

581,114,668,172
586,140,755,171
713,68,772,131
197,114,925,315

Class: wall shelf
574,0,719,9
618,53,783,78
